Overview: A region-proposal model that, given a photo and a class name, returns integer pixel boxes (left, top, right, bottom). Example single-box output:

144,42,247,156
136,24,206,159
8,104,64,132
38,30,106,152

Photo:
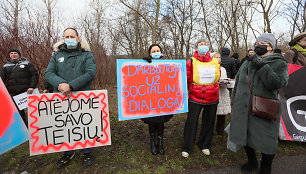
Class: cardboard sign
27,90,111,156
279,64,306,142
117,59,188,121
0,79,29,155
13,88,40,110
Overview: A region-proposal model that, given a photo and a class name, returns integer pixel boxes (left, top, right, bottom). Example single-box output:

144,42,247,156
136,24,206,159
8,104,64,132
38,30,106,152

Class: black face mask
254,45,269,56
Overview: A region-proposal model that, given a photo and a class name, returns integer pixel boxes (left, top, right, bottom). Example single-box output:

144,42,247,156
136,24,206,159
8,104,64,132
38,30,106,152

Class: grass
1,85,306,173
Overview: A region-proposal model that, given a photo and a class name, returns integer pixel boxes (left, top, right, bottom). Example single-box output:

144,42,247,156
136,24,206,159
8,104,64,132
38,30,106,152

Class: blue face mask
198,45,209,55
151,52,162,59
65,38,78,48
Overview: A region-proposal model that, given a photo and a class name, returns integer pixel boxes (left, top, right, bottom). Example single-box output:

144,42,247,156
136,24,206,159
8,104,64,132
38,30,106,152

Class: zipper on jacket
73,56,76,78
202,85,205,103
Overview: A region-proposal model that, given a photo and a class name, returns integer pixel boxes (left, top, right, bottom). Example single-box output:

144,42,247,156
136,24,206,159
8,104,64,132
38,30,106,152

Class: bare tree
160,0,199,59
42,0,57,48
119,0,160,43
283,0,306,39
1,0,25,47
80,0,112,87
254,0,283,33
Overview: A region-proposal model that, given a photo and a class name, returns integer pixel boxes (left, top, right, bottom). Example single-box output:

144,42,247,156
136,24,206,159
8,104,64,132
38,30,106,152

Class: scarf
292,44,306,56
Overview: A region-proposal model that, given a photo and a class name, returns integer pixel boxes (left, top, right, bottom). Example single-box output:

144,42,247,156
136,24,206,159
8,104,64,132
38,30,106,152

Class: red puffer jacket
186,51,219,104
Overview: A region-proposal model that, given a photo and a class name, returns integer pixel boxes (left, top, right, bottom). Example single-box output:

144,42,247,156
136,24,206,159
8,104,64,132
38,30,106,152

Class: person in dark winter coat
45,28,96,168
221,48,236,79
284,32,306,66
232,52,241,72
228,33,288,174
241,49,255,65
142,44,173,155
181,39,220,158
0,49,38,125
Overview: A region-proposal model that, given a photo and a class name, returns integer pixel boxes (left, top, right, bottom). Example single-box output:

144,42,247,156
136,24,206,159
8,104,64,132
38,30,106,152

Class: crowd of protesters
1,29,305,174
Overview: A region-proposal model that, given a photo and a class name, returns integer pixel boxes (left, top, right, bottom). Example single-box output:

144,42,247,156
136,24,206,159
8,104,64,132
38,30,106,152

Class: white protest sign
27,90,111,156
13,88,39,110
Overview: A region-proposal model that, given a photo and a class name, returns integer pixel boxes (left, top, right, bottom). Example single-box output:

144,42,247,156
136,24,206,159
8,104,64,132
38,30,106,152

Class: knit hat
221,48,230,55
195,38,207,48
289,32,306,46
255,33,276,50
232,53,239,59
8,49,21,57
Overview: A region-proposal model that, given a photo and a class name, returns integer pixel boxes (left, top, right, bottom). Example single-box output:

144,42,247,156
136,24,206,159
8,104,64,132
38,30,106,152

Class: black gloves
143,57,152,63
250,55,265,70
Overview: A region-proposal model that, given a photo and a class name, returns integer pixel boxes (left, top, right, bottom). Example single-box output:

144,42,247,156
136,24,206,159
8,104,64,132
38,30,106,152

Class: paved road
195,154,306,174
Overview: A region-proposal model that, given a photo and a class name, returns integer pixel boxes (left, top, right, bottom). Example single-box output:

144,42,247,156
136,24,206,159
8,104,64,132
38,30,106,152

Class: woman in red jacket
181,39,220,158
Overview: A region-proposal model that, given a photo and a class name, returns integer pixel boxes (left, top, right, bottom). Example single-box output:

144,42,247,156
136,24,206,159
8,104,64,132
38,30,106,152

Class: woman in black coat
142,44,173,155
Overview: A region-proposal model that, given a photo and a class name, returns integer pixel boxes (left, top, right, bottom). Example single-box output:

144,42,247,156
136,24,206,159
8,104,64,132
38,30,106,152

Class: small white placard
13,88,40,110
198,65,216,84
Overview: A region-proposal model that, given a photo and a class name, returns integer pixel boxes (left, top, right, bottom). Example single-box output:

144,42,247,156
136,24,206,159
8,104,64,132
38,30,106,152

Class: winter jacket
229,53,288,154
216,67,231,115
234,59,241,72
186,51,220,105
45,40,96,92
221,48,236,79
0,57,38,96
284,49,306,66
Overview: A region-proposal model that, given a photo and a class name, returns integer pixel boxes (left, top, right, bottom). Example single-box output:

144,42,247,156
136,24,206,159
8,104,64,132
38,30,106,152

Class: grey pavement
195,155,306,174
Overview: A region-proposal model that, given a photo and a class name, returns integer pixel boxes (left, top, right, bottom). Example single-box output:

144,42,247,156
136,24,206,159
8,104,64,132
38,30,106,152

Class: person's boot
157,123,164,155
241,146,258,173
149,124,158,155
258,153,274,174
216,115,225,135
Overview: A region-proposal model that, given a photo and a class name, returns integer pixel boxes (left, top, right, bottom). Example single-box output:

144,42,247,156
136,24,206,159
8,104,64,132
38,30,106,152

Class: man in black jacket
221,47,236,79
0,49,38,125
221,47,236,95
241,49,255,65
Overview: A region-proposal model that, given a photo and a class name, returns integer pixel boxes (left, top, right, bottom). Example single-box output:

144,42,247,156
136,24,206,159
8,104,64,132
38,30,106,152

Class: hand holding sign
58,83,72,97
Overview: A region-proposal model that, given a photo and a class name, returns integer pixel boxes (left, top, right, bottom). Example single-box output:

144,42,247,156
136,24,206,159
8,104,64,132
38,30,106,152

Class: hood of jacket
53,39,91,52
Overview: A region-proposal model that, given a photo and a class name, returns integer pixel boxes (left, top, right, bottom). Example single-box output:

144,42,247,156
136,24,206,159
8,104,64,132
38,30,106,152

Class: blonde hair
213,53,220,58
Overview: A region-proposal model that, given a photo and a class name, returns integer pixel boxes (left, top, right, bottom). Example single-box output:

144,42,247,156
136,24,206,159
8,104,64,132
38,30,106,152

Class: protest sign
13,88,39,110
117,59,188,121
279,63,306,142
27,90,111,156
0,79,29,155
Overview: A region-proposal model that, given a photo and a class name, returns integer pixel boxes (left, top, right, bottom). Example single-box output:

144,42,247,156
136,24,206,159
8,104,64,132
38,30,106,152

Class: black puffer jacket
0,57,38,96
221,48,236,79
